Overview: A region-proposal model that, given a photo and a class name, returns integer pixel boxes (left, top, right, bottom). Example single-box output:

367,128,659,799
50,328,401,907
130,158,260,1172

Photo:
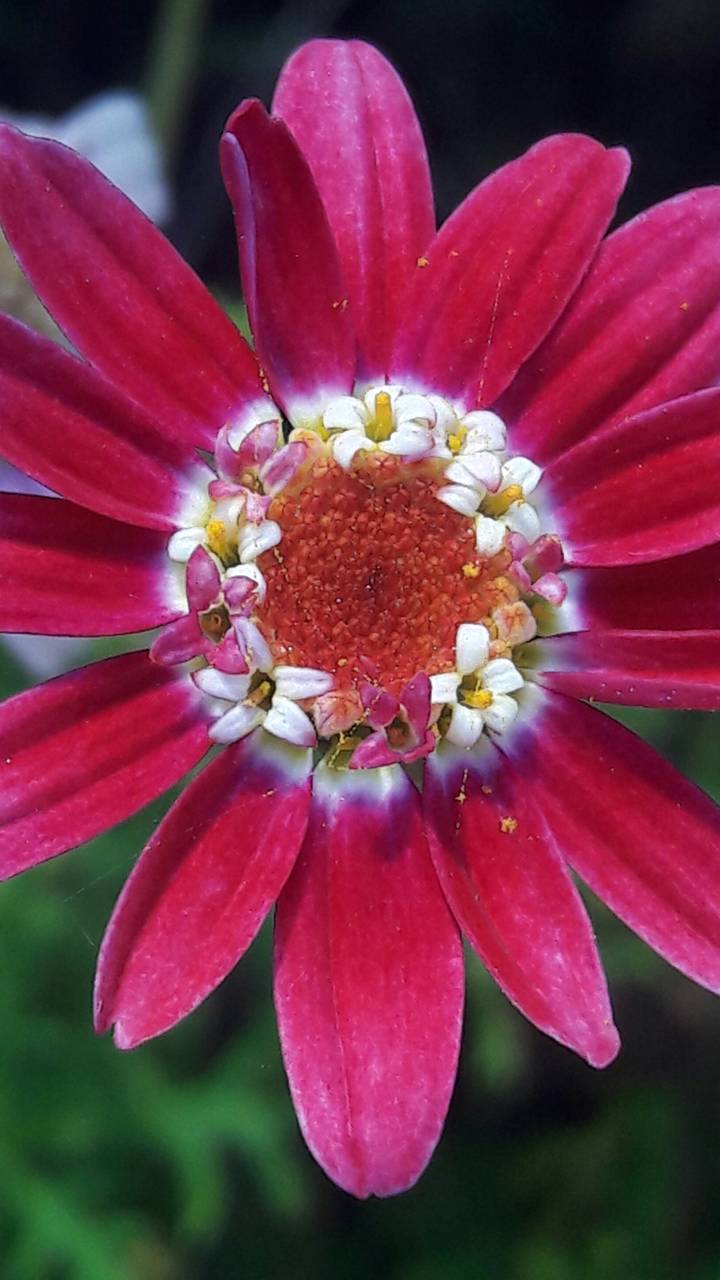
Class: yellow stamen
462,562,480,579
366,390,395,443
448,425,467,455
206,518,232,561
462,688,493,710
484,483,524,517
246,679,272,707
499,815,518,834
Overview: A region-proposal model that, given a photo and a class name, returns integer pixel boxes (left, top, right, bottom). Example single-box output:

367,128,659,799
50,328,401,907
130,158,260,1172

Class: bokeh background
0,1,719,1276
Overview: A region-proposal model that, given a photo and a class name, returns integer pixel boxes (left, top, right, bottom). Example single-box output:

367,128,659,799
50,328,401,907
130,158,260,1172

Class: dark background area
0,2,719,1277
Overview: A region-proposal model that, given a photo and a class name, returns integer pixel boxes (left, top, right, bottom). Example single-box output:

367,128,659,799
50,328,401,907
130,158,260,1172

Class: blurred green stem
145,0,208,163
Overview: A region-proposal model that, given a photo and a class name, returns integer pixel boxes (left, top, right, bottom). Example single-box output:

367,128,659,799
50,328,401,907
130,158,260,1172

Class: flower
0,37,719,1200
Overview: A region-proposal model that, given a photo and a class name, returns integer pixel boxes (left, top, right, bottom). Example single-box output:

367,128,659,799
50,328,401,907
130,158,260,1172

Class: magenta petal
0,495,180,635
348,729,399,769
0,651,211,878
401,671,431,737
535,629,720,709
274,761,463,1198
0,126,264,450
359,681,399,728
573,544,720,631
548,389,720,565
211,631,249,674
0,317,208,530
149,615,203,666
425,741,618,1067
222,577,255,613
221,100,355,421
505,690,720,994
260,440,307,496
95,731,312,1048
273,39,435,382
350,728,436,770
503,187,720,463
185,546,221,613
390,133,629,405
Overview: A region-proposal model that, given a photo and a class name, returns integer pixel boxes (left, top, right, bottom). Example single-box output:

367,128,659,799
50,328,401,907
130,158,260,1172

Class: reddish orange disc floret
259,456,512,692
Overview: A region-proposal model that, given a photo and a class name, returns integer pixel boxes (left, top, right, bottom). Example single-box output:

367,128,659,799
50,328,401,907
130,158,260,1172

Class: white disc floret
430,622,525,747
322,385,444,468
198,654,334,749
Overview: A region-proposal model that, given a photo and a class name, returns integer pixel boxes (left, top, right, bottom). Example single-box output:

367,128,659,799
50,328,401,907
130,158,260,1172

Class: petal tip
586,1022,621,1070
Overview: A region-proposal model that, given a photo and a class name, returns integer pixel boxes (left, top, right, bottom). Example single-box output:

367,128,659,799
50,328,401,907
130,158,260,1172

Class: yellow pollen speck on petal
416,255,430,268
485,484,524,516
462,562,481,578
463,688,493,710
481,784,493,795
499,815,518,834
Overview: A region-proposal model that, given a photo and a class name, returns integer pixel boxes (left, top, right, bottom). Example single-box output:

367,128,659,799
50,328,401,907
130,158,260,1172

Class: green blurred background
1,1,720,1276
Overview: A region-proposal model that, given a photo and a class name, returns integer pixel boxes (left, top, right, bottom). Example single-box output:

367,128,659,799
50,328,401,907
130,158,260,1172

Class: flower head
0,38,719,1199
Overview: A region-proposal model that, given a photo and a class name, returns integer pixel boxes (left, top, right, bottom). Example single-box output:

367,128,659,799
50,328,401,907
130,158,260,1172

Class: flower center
160,385,568,760
259,454,511,693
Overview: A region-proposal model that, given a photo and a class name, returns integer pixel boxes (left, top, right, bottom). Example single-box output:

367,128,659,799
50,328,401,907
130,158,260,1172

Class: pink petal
185,546,221,613
390,134,629,405
360,681,399,729
221,100,356,421
548,389,720,565
0,650,211,878
222,576,256,613
503,187,720,463
573,544,720,630
0,317,207,530
149,614,203,666
505,689,720,994
348,726,435,770
401,671,431,737
424,741,618,1066
216,422,279,480
260,439,308,496
273,39,434,382
210,630,249,674
95,731,312,1048
0,126,265,450
274,761,463,1198
0,495,180,635
534,629,720,709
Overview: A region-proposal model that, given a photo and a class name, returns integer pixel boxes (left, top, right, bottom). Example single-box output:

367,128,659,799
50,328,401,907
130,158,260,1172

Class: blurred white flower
3,90,170,224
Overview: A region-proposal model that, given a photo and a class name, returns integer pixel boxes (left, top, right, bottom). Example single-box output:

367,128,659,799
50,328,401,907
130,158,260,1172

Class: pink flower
0,38,719,1199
